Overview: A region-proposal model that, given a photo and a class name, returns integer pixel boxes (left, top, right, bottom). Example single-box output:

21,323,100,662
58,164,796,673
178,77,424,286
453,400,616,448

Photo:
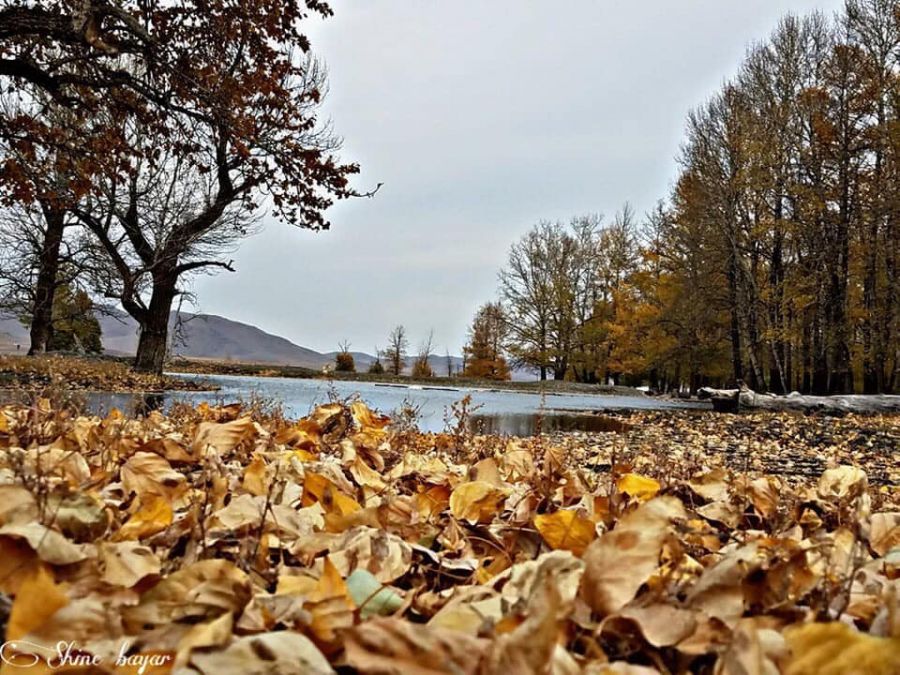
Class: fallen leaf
344,617,488,674
7,563,68,640
617,473,661,501
242,453,268,497
534,509,597,555
190,631,334,675
449,481,509,524
100,541,161,587
115,494,173,541
614,604,699,648
121,451,186,501
192,417,257,456
784,622,900,675
817,466,867,501
0,521,89,565
581,497,685,615
123,559,251,631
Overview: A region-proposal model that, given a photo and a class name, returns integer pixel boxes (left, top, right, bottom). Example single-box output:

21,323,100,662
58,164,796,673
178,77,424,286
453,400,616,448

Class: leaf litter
0,398,896,673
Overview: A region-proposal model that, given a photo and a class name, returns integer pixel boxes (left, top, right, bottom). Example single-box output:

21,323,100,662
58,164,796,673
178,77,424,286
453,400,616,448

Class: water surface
2,373,708,435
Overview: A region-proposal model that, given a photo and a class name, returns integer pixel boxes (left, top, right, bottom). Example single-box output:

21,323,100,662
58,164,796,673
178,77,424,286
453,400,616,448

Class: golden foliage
0,398,894,673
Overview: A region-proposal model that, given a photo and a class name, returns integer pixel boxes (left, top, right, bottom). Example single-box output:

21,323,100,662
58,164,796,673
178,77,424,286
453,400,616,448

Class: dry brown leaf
303,471,362,516
615,604,699,648
323,526,413,583
482,581,562,673
747,477,779,519
100,541,161,587
192,416,257,456
122,559,251,631
0,535,39,594
869,512,900,557
305,557,356,647
581,497,686,615
617,473,661,501
242,453,268,496
687,541,767,627
0,521,90,565
783,622,900,675
0,484,38,525
689,469,730,502
449,481,509,525
190,631,334,675
817,465,867,501
121,451,187,501
715,618,787,675
344,616,488,675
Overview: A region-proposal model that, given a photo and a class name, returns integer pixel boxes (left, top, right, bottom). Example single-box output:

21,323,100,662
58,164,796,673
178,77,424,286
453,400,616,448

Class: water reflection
134,392,166,416
469,413,631,436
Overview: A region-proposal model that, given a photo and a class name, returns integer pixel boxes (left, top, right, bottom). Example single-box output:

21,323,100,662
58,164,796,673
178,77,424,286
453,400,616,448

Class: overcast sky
192,0,845,355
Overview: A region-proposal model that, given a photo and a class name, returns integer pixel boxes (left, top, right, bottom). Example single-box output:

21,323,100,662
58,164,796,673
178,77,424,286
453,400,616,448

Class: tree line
0,1,359,373
484,0,898,394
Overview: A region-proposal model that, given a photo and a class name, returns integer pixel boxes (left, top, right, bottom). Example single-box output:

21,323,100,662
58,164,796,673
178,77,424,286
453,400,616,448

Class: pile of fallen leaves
0,356,213,393
544,410,900,487
0,399,897,674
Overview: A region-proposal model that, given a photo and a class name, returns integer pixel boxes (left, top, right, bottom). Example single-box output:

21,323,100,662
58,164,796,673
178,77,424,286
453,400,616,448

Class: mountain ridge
0,311,469,375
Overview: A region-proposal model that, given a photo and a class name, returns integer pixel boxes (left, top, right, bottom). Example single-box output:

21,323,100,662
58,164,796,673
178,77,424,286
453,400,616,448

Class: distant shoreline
166,357,648,397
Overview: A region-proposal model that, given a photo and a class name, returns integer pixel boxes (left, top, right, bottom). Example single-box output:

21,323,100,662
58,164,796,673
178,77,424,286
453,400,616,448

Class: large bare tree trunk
133,269,176,374
27,207,65,355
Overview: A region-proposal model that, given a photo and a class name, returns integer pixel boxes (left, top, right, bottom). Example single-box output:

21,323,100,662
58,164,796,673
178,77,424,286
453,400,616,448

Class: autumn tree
335,340,355,372
0,1,345,201
463,303,510,380
1,2,360,374
47,284,103,353
384,326,408,376
76,53,355,373
662,3,898,393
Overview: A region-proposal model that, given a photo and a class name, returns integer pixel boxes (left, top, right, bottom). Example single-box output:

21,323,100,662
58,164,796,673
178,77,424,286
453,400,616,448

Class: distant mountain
1,311,530,379
100,312,334,369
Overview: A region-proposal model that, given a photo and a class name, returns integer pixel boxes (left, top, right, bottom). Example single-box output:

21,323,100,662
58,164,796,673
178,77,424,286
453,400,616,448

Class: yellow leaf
303,472,361,516
784,622,900,675
415,484,451,520
306,557,355,647
115,494,173,541
617,473,661,500
7,564,68,640
449,481,509,525
243,453,268,497
0,536,38,594
350,401,390,431
534,510,597,556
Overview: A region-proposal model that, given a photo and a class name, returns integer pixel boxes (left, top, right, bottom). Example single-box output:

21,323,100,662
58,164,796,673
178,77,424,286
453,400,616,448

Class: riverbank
169,356,642,396
0,354,214,393
0,399,895,672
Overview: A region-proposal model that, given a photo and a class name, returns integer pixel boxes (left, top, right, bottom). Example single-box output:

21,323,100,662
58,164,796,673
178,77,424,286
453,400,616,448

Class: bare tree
500,215,602,380
412,329,435,378
77,55,353,373
0,201,89,353
383,325,408,376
